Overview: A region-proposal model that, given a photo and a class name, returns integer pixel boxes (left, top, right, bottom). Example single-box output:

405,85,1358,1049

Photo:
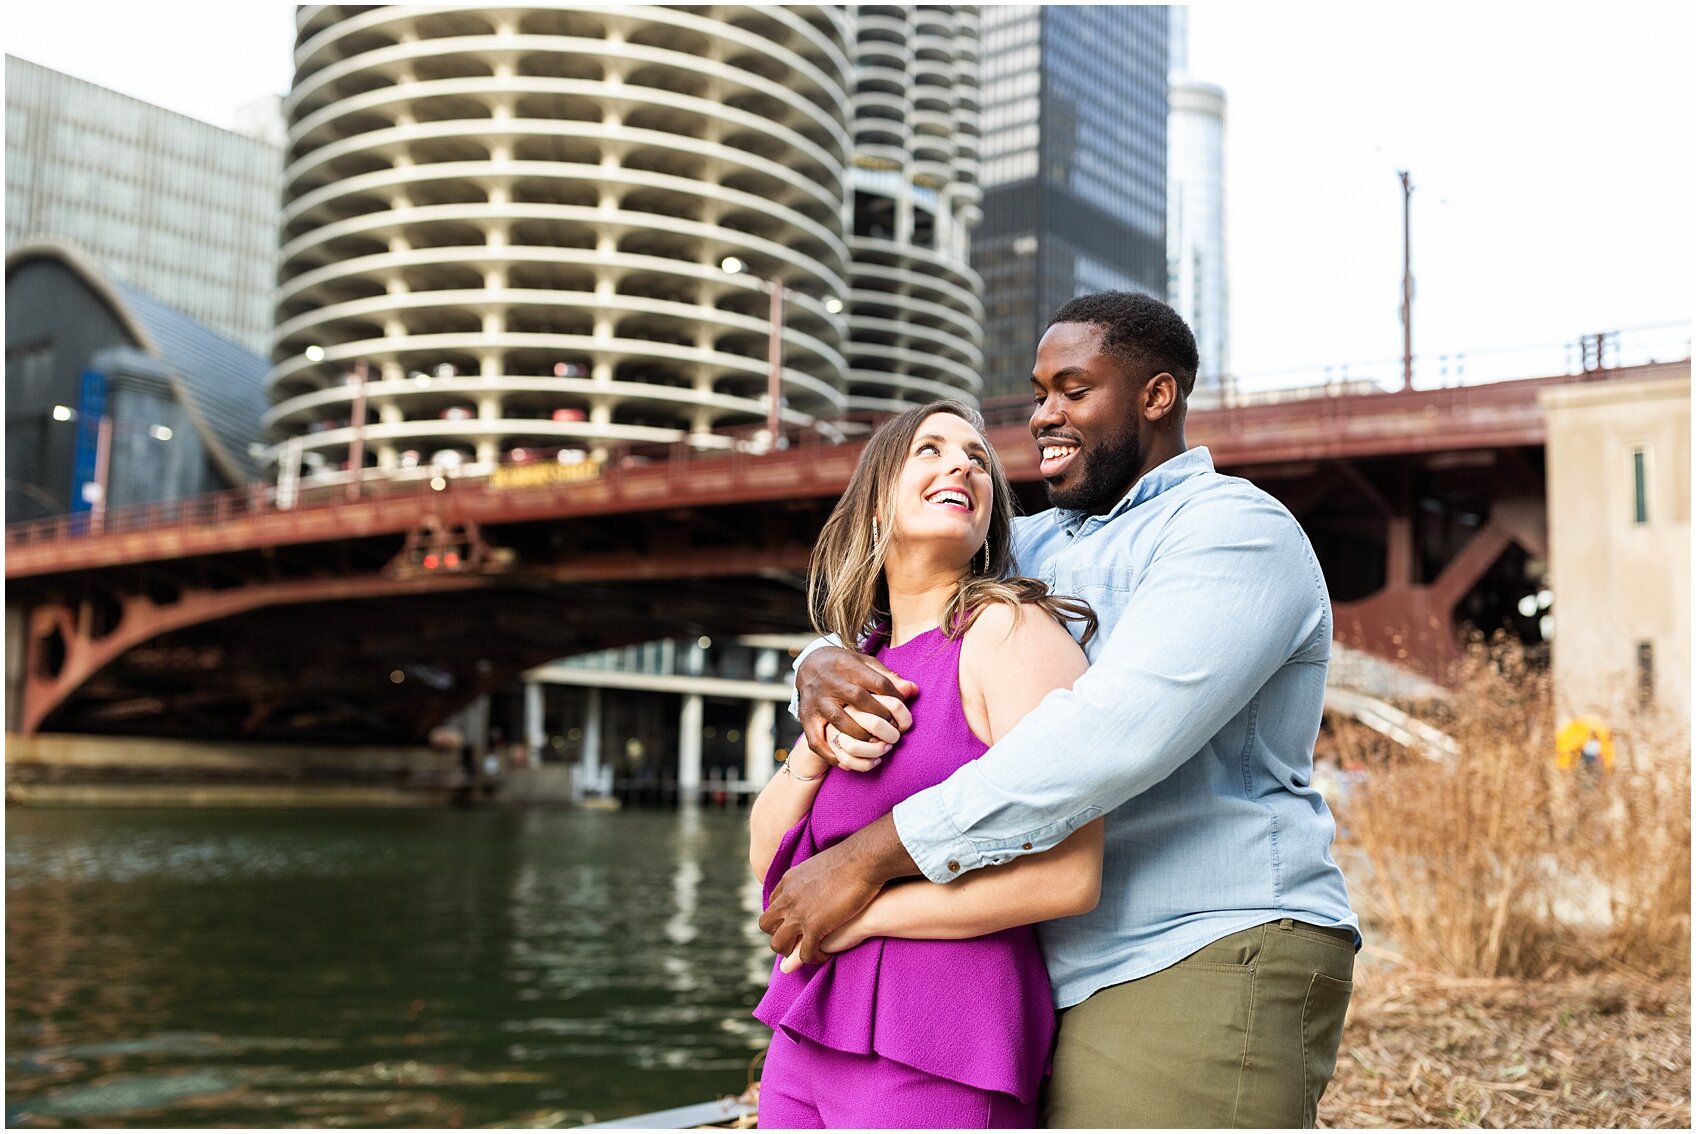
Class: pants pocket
1301,973,1353,1127
1045,961,1256,1128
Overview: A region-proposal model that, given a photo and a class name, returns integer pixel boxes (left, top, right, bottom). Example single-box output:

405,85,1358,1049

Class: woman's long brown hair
807,400,1096,649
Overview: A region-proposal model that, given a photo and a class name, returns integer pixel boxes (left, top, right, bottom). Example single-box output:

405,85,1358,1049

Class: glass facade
973,6,1170,399
5,58,282,354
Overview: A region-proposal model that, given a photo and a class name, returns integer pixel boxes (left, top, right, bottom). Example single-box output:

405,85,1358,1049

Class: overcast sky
5,2,1691,389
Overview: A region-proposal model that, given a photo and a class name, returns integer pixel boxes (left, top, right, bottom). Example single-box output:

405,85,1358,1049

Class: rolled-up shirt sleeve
786,635,842,721
892,491,1330,884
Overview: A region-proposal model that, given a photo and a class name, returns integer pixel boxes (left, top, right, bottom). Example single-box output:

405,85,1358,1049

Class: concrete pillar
679,693,704,802
746,700,777,789
745,648,781,788
579,687,603,799
462,694,492,789
523,681,545,766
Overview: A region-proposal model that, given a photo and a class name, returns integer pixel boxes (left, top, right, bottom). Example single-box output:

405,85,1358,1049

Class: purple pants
758,1028,1035,1129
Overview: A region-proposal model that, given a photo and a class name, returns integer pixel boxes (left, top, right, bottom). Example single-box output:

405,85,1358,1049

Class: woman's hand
818,904,877,956
822,695,909,771
797,647,916,762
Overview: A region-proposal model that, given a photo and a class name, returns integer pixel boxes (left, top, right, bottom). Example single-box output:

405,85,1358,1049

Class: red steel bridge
7,362,1679,743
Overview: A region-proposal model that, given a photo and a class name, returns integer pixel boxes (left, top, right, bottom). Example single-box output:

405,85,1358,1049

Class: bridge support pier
678,693,703,803
745,648,780,790
523,681,545,765
577,688,604,800
746,701,776,790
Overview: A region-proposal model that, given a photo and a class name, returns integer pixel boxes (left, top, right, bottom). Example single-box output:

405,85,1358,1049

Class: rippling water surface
6,807,774,1127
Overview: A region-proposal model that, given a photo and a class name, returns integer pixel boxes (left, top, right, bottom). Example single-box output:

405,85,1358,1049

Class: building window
1632,446,1649,525
1636,640,1655,704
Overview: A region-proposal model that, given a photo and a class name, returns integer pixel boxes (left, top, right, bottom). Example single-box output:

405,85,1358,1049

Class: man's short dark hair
1047,291,1201,397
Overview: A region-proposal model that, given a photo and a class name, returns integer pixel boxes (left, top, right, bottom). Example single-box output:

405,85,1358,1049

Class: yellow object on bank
1555,715,1615,772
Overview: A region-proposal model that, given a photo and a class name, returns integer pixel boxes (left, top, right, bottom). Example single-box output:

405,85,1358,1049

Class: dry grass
1322,957,1690,1128
1331,637,1691,980
1319,638,1691,1126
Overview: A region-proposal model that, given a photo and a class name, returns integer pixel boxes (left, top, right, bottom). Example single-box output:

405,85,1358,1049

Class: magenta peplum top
754,624,1056,1104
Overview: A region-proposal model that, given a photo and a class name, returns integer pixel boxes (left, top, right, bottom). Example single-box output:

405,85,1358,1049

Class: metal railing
4,420,868,553
10,341,1689,554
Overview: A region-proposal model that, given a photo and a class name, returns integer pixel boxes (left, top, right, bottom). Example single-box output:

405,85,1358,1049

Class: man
760,291,1359,1127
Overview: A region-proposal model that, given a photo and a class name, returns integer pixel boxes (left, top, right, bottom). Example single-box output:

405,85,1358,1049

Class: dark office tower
973,6,1169,400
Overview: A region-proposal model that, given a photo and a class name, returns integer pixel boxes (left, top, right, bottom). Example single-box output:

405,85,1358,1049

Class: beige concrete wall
4,732,465,807
1541,371,1690,735
6,732,456,775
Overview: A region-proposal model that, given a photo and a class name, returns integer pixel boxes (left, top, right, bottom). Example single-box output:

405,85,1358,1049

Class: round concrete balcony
272,5,853,480
845,233,984,408
844,4,983,415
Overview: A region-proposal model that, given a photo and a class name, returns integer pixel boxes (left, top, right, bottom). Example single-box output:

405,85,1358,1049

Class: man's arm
759,811,917,963
814,817,1104,960
893,489,1328,882
765,597,1092,963
762,490,1327,961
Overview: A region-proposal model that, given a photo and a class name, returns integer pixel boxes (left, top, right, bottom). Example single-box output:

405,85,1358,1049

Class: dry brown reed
1331,635,1690,980
1323,965,1691,1128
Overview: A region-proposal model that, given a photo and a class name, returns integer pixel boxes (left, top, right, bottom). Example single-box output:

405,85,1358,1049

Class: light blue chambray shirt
884,446,1359,1010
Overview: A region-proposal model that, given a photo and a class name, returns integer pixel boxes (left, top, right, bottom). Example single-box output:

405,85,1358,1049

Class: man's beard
1045,426,1141,514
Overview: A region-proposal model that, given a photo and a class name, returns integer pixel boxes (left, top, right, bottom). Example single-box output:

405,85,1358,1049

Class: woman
749,401,1105,1128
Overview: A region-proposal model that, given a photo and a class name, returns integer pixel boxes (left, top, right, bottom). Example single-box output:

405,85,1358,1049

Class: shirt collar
1049,447,1216,535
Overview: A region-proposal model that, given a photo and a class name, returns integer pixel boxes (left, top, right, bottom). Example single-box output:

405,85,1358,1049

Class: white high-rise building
842,5,984,412
4,56,283,353
1166,8,1228,396
267,5,984,485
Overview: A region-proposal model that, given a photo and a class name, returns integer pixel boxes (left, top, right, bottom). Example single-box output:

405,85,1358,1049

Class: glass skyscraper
973,5,1170,399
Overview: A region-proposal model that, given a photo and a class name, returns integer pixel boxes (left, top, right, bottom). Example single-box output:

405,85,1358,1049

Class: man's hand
797,646,917,763
759,812,919,966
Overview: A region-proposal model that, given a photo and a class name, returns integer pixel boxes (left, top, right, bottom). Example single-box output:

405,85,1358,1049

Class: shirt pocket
1053,564,1138,610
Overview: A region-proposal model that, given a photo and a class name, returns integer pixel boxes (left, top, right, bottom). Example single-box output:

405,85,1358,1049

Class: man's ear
1143,372,1178,422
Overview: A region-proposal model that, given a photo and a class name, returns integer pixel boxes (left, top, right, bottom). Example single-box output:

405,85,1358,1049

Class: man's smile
1037,435,1081,479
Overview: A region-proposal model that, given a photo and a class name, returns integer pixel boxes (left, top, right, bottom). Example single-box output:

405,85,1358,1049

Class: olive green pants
1041,919,1356,1128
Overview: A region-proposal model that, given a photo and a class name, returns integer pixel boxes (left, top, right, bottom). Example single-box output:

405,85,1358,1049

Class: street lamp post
345,360,370,501
1398,169,1415,392
722,256,789,452
89,414,114,533
53,406,174,532
765,278,785,448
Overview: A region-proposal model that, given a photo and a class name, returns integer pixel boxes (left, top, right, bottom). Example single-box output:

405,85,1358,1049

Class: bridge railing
3,419,871,550
9,359,1683,552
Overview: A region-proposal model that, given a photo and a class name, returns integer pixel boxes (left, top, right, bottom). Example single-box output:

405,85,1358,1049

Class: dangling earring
872,517,879,548
981,538,991,574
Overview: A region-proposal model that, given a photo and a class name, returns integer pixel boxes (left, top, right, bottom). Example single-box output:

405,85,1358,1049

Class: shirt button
1022,843,1033,850
947,861,960,872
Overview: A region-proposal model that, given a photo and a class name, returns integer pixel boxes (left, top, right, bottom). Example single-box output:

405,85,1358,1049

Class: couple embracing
748,292,1360,1129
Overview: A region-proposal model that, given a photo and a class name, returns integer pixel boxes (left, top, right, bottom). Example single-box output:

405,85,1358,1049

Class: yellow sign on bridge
490,458,602,490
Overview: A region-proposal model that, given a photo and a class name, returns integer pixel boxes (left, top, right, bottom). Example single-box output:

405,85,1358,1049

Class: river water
6,806,776,1128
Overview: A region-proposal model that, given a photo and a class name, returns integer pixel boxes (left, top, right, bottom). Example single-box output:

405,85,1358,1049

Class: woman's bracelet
782,753,827,782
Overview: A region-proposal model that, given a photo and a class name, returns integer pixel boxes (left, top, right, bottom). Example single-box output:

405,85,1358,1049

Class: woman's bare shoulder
959,600,1088,739
961,600,1086,663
